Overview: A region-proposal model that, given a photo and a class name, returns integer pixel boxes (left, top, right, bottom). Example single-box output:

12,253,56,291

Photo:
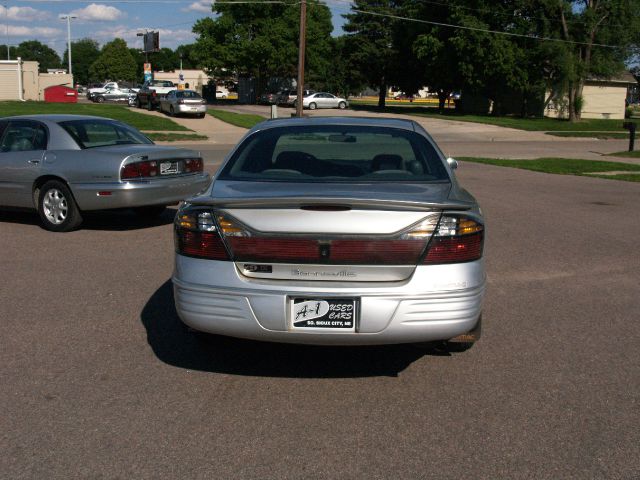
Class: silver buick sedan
173,117,485,350
0,115,210,231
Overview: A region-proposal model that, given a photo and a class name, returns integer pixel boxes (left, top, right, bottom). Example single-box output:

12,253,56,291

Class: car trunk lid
189,181,470,282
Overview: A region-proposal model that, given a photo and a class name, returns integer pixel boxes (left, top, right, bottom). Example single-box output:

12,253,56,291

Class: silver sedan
0,114,210,231
159,90,207,118
173,117,485,350
301,92,348,110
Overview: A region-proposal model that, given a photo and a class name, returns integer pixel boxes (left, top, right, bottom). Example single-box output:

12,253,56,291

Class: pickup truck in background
135,80,176,110
87,82,138,100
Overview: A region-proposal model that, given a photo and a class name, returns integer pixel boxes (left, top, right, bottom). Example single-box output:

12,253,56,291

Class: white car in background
301,92,349,110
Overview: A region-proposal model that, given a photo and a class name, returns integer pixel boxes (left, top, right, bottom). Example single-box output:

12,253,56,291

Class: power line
347,8,623,49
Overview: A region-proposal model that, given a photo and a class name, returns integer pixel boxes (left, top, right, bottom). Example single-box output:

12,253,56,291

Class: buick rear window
60,119,153,149
219,125,450,182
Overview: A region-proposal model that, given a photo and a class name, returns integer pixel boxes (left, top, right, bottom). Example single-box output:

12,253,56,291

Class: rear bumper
176,104,206,114
173,255,485,345
70,173,210,211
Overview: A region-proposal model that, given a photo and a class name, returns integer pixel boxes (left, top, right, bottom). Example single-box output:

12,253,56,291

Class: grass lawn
459,157,640,182
146,132,208,142
349,103,627,133
545,131,630,139
208,109,265,129
0,101,190,132
608,150,640,158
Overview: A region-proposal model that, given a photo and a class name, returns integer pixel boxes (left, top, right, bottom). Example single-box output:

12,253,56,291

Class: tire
309,102,317,110
169,106,175,117
133,205,166,218
96,96,105,103
198,113,206,119
136,97,142,109
37,180,83,232
338,101,347,110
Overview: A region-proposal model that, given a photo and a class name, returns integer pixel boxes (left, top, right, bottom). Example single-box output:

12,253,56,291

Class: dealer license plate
160,161,179,175
290,298,357,332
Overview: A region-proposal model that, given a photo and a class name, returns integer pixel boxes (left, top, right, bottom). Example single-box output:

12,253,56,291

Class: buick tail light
423,215,484,264
183,158,203,173
121,159,159,179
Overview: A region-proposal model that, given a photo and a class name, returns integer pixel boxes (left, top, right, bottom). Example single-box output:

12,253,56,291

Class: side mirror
446,157,458,170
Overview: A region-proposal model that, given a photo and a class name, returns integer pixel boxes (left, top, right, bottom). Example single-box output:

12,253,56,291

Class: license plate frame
290,297,358,332
160,161,179,175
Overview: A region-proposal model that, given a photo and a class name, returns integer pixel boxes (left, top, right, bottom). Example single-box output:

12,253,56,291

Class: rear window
219,125,449,182
59,119,153,149
177,91,201,99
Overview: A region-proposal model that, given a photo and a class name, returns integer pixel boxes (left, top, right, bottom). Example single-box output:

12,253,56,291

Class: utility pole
295,0,306,118
60,14,77,76
5,1,9,60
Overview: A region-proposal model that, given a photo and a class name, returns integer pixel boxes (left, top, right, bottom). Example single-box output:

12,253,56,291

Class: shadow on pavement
0,207,176,231
141,280,447,378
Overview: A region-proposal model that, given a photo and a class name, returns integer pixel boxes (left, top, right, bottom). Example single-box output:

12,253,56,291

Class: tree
544,0,640,121
62,38,100,85
14,40,61,72
175,44,199,70
342,0,400,108
149,47,180,72
89,38,137,83
192,0,333,94
321,36,366,97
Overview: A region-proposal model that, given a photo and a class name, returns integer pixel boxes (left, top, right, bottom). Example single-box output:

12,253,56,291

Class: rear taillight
184,158,203,173
175,208,229,260
423,215,484,264
175,209,484,266
216,213,439,265
121,160,159,179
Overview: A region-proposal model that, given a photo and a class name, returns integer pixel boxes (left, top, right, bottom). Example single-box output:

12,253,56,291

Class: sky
0,0,352,56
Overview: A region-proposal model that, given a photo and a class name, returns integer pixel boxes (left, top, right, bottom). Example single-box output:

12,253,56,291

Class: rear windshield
59,119,153,149
219,125,450,182
177,91,201,99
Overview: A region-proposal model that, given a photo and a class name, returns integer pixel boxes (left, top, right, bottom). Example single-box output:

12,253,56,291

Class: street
2,149,639,478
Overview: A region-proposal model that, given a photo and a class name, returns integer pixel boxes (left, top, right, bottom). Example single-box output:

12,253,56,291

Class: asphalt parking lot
2,149,639,478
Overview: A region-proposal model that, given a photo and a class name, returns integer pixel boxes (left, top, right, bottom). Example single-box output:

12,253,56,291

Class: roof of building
587,71,638,84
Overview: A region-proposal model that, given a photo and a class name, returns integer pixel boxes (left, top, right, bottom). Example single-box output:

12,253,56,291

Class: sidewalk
131,106,247,145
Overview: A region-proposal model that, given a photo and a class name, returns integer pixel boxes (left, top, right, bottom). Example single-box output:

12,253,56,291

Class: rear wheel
37,180,83,232
309,102,317,110
133,205,166,218
198,113,206,119
338,101,347,109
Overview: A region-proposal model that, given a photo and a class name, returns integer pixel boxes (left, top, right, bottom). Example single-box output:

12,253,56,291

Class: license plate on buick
290,298,357,331
160,161,179,175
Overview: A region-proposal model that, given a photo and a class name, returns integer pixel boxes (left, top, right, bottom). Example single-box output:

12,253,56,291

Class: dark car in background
259,92,280,105
92,88,137,104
